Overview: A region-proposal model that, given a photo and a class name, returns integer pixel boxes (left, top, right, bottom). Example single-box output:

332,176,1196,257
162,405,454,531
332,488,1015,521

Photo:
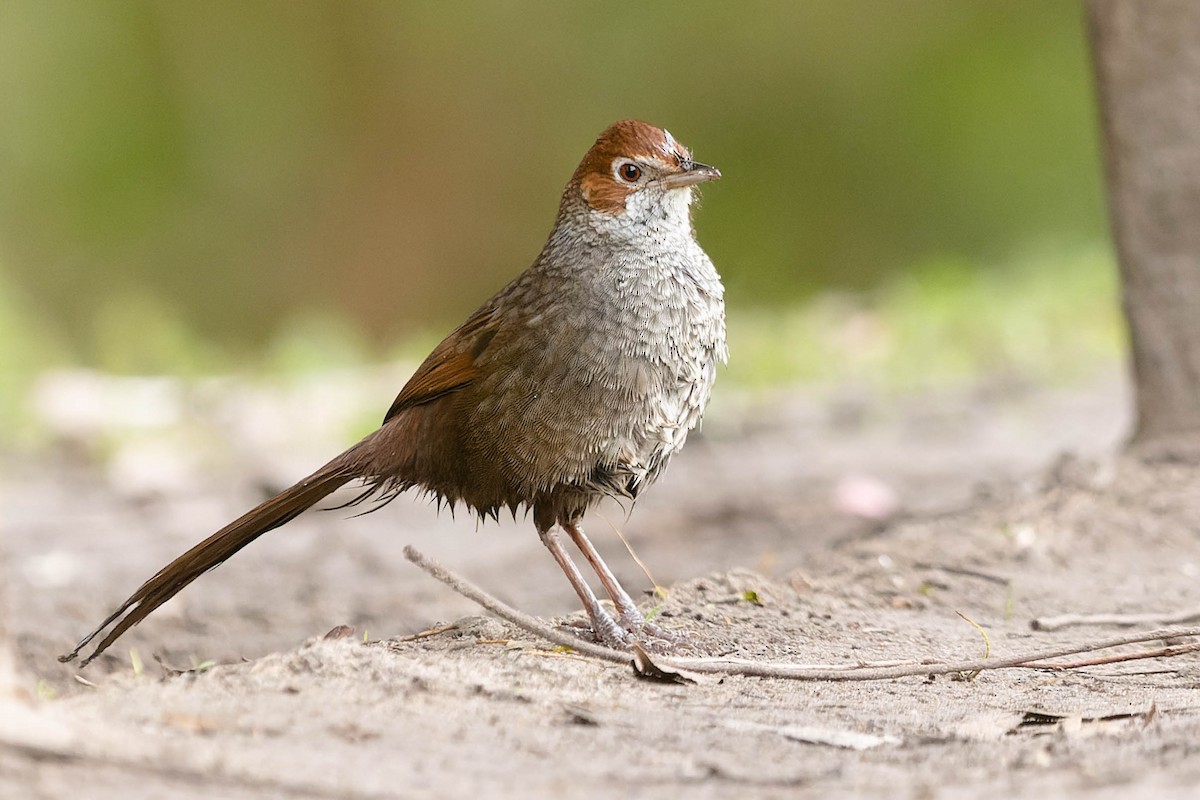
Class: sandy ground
6,365,1200,798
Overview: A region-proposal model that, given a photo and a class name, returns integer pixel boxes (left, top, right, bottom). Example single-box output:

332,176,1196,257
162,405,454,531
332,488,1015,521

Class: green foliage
0,1,1103,354
0,243,1124,450
0,266,71,437
0,4,1123,451
727,245,1123,391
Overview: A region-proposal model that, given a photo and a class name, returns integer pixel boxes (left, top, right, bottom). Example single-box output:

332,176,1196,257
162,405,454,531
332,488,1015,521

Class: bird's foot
563,611,697,654
562,613,635,650
617,611,699,654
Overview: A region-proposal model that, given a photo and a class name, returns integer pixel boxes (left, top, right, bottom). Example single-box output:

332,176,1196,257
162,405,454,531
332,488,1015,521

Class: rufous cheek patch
579,172,631,214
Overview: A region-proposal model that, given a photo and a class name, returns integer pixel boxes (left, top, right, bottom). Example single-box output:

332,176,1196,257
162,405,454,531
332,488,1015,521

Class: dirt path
7,368,1200,798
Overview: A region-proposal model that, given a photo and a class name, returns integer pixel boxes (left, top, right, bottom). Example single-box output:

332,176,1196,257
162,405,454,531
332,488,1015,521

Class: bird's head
564,120,720,238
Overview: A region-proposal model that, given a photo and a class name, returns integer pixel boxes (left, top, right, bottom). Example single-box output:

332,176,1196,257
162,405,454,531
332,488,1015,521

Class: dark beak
660,160,721,189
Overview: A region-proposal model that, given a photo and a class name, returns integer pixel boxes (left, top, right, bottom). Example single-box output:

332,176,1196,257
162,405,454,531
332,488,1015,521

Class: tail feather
60,461,357,667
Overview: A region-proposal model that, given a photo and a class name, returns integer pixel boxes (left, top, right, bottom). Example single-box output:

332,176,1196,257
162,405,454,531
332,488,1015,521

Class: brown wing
383,305,498,423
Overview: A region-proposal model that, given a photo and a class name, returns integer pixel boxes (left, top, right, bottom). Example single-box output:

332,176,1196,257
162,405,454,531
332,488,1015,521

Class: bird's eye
618,162,642,183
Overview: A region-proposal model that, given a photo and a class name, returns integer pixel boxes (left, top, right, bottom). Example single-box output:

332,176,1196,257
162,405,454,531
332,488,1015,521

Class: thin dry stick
1027,641,1200,671
1031,606,1200,632
402,546,633,664
662,631,1200,681
596,510,663,594
402,546,1200,682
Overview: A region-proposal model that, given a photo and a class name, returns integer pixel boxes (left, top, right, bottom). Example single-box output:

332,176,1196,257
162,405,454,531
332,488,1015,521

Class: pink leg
538,524,631,648
561,520,686,645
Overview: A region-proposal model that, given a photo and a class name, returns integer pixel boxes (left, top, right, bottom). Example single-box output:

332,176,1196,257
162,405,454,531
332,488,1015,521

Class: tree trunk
1088,0,1200,451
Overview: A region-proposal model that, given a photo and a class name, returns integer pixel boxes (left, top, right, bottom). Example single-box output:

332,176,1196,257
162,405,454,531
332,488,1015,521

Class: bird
61,119,726,667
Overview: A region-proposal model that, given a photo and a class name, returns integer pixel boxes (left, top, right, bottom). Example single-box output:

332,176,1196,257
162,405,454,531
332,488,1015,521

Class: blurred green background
0,1,1118,404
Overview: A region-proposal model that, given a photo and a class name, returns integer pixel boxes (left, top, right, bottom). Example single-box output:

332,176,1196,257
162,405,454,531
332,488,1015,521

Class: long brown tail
60,457,360,667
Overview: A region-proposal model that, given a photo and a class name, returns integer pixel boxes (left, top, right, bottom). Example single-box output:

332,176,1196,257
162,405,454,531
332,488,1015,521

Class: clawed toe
621,616,699,654
620,615,683,642
561,610,698,654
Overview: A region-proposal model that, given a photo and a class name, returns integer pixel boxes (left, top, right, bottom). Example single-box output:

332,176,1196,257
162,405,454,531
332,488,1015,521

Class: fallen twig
1020,641,1200,670
1031,606,1200,631
402,545,632,664
914,562,1011,586
395,623,460,642
402,545,1200,682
